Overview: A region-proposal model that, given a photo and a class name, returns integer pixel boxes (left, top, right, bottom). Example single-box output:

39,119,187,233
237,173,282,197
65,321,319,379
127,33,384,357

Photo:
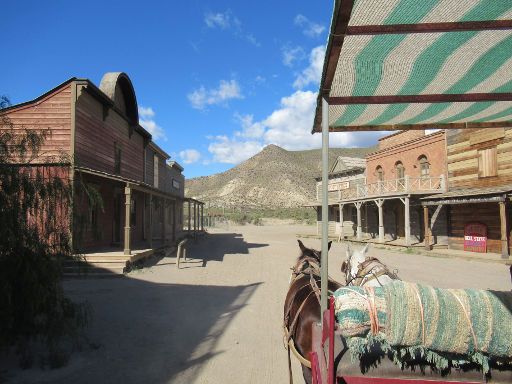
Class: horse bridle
345,257,398,286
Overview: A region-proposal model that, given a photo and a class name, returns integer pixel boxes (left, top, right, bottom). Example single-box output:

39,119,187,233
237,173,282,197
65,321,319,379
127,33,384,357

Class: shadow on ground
144,232,269,268
3,231,268,384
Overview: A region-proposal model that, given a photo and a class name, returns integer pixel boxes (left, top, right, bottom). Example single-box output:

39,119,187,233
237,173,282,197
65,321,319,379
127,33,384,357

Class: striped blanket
333,281,512,373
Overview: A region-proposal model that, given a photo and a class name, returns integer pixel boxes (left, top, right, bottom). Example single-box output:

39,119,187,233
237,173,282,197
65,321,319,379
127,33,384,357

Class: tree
0,96,88,368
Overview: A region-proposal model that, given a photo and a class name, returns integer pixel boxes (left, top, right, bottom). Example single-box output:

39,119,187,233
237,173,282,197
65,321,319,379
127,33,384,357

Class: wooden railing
316,175,445,202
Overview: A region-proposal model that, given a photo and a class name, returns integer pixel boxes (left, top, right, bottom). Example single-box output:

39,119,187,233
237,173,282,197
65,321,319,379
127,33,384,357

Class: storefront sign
328,181,349,191
464,222,487,253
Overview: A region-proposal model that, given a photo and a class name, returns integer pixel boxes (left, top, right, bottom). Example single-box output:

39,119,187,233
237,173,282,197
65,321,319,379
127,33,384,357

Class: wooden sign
328,181,349,191
464,222,487,253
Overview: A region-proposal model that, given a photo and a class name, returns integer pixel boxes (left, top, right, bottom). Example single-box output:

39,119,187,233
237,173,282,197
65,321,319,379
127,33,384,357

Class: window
478,147,497,178
114,142,121,174
395,161,405,179
130,198,136,226
153,155,159,188
172,179,181,190
376,166,384,182
418,155,430,178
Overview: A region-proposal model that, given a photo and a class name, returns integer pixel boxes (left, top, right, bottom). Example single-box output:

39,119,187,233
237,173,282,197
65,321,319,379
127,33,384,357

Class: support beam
163,199,167,246
124,186,132,255
404,196,411,246
188,200,191,233
499,201,509,259
355,202,362,241
173,201,176,241
338,203,344,242
320,96,329,320
423,206,430,251
374,199,384,243
201,204,204,231
149,195,153,248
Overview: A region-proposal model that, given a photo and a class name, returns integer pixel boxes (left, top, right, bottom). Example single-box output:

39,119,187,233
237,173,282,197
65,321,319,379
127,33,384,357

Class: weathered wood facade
1,72,196,255
422,128,512,257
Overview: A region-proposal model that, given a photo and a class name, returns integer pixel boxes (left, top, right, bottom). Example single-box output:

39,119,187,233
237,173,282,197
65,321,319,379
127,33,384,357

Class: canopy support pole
321,97,329,321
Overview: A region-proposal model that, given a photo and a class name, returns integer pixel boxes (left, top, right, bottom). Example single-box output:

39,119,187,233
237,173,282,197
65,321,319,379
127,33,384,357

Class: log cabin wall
74,84,145,182
446,128,512,189
2,84,72,160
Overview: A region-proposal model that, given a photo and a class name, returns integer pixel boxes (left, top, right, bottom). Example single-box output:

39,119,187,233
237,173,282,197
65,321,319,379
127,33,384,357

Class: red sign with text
464,222,487,253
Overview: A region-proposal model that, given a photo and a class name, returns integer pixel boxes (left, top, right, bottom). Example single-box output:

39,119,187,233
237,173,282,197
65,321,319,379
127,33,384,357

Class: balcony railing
316,175,446,202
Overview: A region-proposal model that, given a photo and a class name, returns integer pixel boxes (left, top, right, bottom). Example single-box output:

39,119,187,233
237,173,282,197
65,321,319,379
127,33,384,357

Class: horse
284,239,342,384
341,243,399,287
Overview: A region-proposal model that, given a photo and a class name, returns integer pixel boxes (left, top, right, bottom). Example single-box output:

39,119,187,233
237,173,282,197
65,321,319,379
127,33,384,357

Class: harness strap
283,325,312,368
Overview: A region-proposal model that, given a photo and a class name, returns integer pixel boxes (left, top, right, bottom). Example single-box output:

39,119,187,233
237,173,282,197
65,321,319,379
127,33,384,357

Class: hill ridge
185,145,374,208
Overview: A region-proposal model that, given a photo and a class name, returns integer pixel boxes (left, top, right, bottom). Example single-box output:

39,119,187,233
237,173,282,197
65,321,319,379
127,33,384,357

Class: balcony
316,175,446,202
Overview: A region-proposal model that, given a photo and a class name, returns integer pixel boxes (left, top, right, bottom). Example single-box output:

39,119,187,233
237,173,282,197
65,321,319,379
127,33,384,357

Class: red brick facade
378,130,425,151
366,131,447,185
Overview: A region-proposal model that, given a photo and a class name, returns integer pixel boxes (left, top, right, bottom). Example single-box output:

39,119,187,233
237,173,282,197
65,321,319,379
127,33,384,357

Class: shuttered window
478,147,497,178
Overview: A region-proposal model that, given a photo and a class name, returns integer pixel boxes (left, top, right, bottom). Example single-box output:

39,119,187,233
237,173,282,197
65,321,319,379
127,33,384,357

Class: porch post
355,202,362,240
124,185,132,255
201,204,204,231
149,194,153,248
173,201,177,241
404,196,411,246
338,203,344,241
188,200,191,233
499,201,509,258
320,96,329,318
163,199,167,246
376,199,384,243
423,205,430,250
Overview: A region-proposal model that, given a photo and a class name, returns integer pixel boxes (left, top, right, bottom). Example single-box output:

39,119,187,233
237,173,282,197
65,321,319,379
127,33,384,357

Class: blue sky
2,0,385,178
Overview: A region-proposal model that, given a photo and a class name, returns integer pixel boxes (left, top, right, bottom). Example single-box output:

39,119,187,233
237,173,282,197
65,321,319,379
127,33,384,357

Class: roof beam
328,92,512,105
346,20,512,36
327,121,512,132
321,0,354,96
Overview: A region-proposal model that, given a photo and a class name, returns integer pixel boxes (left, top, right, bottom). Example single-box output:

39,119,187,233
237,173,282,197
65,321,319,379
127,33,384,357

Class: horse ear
362,243,370,254
328,241,332,251
341,260,347,273
297,239,306,253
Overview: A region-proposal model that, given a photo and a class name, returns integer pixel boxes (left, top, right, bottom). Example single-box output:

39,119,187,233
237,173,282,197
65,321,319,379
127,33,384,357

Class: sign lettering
464,222,487,253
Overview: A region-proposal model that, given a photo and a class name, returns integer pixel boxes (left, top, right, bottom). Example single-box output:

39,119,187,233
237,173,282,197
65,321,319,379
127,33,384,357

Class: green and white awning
313,0,512,132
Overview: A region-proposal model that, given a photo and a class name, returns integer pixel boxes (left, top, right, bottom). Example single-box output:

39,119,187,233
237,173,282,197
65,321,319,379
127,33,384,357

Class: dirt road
5,224,511,383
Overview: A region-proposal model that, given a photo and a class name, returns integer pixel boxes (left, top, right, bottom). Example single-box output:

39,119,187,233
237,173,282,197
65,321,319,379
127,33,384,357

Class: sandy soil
3,224,511,384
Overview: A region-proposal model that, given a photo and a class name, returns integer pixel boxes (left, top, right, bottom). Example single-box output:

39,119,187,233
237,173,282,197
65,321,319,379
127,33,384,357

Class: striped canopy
313,0,512,132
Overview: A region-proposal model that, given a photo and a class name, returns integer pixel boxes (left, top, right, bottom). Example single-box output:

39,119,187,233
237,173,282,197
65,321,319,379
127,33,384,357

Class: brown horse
283,240,342,384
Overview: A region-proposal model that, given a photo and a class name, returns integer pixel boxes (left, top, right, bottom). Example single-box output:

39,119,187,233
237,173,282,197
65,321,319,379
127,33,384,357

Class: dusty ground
3,224,511,384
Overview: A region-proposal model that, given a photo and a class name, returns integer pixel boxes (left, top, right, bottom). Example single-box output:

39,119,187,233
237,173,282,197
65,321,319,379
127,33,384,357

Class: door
113,193,122,244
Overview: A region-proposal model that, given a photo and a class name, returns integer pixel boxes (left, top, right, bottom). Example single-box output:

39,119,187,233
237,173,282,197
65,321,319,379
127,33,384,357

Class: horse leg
301,365,312,384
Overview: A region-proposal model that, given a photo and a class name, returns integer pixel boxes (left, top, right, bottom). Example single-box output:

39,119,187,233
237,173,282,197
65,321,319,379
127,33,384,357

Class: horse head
293,239,332,275
341,243,370,284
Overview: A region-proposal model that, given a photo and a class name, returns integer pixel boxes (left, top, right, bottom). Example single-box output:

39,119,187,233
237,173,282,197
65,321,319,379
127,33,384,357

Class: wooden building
422,128,512,257
1,72,201,256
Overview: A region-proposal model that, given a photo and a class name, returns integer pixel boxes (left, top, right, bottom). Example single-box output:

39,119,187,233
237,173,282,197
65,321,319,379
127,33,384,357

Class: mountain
185,144,374,209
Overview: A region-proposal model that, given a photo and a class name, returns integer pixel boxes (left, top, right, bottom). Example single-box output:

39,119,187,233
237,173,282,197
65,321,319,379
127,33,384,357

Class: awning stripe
473,106,512,123
403,35,512,124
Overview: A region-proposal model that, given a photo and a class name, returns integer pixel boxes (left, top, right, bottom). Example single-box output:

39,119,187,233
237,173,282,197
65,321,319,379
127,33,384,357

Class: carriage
298,0,512,382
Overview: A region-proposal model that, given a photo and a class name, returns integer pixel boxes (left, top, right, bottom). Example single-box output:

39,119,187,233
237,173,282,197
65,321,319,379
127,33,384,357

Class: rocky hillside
185,144,374,208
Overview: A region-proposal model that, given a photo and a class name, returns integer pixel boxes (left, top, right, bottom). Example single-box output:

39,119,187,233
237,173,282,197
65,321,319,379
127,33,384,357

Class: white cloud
138,106,166,141
294,14,325,38
282,45,305,67
293,45,325,89
188,79,243,110
234,113,265,139
208,136,263,164
179,149,202,164
204,11,238,29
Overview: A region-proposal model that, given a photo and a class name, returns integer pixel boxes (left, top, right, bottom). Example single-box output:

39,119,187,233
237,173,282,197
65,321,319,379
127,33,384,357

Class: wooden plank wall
448,203,504,254
145,147,155,186
447,128,512,189
3,85,72,160
75,86,144,182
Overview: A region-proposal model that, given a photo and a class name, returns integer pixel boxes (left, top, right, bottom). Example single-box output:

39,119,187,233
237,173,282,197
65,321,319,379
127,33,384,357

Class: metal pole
321,96,329,320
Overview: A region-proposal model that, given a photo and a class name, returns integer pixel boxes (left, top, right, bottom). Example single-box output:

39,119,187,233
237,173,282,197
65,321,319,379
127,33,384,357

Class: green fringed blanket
333,281,512,374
